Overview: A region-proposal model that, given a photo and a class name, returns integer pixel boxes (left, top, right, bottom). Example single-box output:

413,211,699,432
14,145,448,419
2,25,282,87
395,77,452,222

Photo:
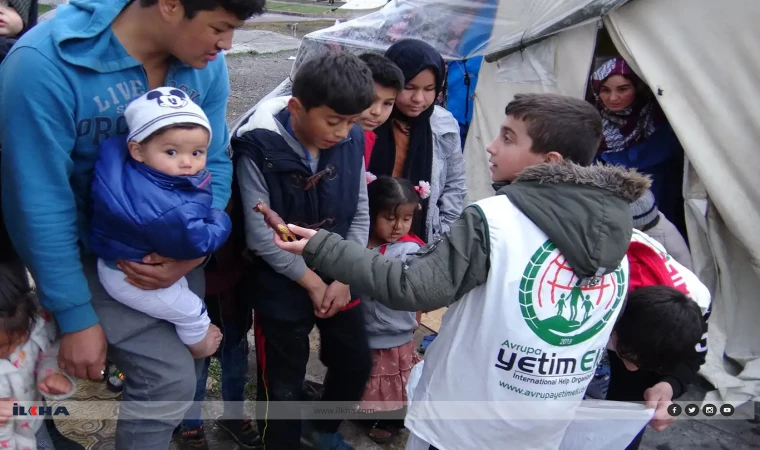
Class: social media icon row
667,403,734,417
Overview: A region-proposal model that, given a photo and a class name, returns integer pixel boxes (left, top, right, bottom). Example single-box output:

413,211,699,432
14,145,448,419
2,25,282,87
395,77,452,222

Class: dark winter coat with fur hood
298,161,651,312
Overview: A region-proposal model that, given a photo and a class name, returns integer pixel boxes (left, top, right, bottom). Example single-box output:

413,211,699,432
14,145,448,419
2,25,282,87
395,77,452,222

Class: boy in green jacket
276,93,654,450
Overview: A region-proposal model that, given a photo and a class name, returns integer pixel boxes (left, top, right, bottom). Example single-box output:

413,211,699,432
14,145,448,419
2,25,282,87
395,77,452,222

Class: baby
0,0,27,63
0,264,76,450
0,0,24,38
88,87,231,358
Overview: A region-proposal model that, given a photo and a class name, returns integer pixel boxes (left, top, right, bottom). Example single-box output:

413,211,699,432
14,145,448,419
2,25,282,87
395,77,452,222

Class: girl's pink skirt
360,340,422,411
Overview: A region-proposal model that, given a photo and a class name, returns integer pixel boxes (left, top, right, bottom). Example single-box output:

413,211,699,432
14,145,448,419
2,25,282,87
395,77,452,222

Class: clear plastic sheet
291,0,629,76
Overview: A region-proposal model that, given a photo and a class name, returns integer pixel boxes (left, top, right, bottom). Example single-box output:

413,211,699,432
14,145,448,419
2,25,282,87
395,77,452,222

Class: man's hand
118,253,204,290
0,398,15,427
319,281,351,319
38,373,73,396
274,225,317,255
644,382,676,431
59,324,107,381
298,270,328,315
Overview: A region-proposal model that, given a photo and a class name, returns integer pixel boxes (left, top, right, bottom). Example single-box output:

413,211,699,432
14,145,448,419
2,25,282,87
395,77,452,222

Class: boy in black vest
232,53,375,450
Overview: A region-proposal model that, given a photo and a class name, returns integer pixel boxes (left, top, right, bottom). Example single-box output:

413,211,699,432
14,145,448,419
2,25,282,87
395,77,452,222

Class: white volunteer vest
406,195,629,450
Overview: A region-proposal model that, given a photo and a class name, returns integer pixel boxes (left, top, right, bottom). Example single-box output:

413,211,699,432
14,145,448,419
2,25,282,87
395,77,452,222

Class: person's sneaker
302,431,355,450
179,425,209,450
418,333,438,354
301,380,324,401
215,417,263,450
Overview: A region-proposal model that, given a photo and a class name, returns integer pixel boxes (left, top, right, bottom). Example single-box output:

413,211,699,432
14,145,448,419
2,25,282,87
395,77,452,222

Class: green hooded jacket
301,162,650,312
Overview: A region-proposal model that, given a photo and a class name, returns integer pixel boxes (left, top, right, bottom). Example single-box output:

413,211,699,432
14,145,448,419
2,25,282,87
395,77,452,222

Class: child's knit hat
629,189,658,229
125,87,211,144
8,0,32,28
626,241,690,296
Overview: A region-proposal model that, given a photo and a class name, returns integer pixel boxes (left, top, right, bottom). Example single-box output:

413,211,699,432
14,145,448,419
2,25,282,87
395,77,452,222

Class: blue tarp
445,0,498,145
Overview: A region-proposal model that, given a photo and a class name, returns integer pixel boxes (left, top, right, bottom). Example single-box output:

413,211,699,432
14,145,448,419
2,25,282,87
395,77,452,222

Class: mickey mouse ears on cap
125,87,212,144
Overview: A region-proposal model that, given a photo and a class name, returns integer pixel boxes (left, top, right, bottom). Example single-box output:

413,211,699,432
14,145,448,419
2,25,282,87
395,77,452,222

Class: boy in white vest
275,94,651,450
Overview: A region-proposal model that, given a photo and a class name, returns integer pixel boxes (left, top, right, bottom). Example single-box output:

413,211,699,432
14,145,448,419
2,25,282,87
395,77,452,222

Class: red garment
363,130,376,170
626,241,688,295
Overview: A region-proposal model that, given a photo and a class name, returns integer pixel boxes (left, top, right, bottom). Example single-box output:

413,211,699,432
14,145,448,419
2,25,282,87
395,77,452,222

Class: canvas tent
233,0,759,405
463,0,760,406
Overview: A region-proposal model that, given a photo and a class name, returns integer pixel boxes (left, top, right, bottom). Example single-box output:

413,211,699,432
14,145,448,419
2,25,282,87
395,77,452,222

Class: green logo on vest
519,241,626,347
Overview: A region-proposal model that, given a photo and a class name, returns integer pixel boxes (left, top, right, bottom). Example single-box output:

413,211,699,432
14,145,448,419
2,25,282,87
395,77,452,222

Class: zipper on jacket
139,63,176,91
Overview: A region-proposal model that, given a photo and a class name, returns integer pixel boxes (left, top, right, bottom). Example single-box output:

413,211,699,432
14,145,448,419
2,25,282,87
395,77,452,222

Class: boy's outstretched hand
273,225,317,255
644,382,676,431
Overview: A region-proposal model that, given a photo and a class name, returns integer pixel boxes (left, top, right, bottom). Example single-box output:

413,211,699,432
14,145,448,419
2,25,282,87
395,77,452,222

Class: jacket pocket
364,299,417,335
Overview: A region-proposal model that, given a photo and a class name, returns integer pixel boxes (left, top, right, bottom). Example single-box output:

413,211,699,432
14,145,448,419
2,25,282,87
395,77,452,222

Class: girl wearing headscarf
368,39,466,244
591,57,686,237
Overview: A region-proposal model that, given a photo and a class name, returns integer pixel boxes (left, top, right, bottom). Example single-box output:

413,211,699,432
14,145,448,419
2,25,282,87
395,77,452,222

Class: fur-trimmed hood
498,162,651,282
513,162,651,202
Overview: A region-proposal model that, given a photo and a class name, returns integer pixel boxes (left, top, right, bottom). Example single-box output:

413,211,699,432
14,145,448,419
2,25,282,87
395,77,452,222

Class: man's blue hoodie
0,0,233,333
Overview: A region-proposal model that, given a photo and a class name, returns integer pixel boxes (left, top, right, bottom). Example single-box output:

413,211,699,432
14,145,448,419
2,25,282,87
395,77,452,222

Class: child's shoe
179,425,209,450
418,333,437,354
215,417,263,449
368,419,399,444
301,379,324,401
303,431,355,450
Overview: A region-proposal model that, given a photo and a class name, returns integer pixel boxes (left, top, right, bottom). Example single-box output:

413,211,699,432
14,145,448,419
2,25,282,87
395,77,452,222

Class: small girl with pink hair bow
355,175,429,443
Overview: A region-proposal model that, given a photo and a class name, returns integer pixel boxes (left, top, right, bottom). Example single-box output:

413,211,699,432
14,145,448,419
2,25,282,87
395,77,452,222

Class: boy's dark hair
292,53,375,115
505,93,602,165
358,53,404,92
614,285,704,373
142,123,207,145
0,264,37,340
138,0,265,20
368,176,419,226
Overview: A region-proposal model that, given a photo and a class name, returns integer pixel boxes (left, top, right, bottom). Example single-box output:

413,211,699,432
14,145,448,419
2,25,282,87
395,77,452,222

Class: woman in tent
367,38,467,243
591,57,686,237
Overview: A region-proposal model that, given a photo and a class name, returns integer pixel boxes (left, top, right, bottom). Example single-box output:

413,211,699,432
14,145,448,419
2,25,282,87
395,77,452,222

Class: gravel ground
226,52,295,124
